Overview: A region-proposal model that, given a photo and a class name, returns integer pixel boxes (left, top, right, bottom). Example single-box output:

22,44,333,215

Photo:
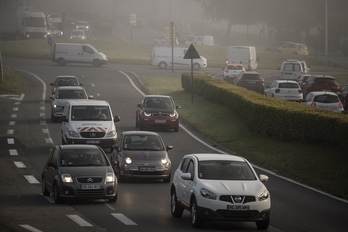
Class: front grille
152,113,170,117
220,195,256,204
80,132,105,138
76,189,104,197
216,210,259,218
76,177,103,183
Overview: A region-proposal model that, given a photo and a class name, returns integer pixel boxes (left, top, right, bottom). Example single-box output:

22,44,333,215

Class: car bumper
58,182,117,200
65,137,117,149
140,118,179,130
119,166,171,179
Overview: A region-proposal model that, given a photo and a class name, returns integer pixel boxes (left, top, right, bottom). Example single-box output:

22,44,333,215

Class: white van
226,46,258,71
279,59,305,80
52,43,108,67
151,46,207,70
61,99,120,151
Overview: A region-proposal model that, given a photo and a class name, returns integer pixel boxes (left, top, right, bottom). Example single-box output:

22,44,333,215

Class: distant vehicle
52,43,108,67
264,80,303,102
266,41,309,56
170,153,271,229
235,71,265,94
151,46,207,70
136,95,181,132
185,34,214,46
110,131,173,182
70,30,86,40
302,91,344,113
50,86,92,122
223,63,245,83
50,75,83,94
42,144,118,203
22,10,48,38
226,46,258,71
279,59,305,80
75,21,90,31
301,75,340,98
47,13,63,38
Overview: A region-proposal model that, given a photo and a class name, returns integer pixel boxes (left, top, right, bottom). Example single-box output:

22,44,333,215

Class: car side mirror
114,115,121,122
137,103,142,108
88,95,93,99
181,173,192,180
80,83,83,86
176,105,181,109
47,162,56,168
49,96,54,100
50,83,54,86
166,145,173,151
259,174,268,182
61,115,68,122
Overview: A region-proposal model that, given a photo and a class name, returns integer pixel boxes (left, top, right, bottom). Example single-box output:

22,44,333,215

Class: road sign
184,44,200,59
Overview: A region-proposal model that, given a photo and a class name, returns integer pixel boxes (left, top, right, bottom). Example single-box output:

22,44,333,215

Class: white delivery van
151,46,207,70
61,99,120,151
52,43,108,67
226,46,258,71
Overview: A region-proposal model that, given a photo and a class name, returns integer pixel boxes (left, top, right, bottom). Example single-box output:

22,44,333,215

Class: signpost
129,13,136,44
184,44,200,102
47,36,53,56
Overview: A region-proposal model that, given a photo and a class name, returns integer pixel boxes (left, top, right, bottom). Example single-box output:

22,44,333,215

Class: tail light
339,102,344,108
298,89,302,93
311,102,316,107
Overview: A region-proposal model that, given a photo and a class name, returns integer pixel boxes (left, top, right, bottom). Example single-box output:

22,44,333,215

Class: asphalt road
1,58,348,232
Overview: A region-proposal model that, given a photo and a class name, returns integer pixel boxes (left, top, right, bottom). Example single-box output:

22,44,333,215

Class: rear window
241,74,261,80
284,63,301,71
227,65,243,70
313,95,339,103
313,78,336,83
279,83,299,88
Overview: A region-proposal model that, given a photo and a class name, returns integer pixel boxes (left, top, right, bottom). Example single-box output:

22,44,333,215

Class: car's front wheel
53,182,62,203
42,178,50,196
93,59,101,67
190,198,204,228
256,218,270,230
57,58,66,66
171,189,184,217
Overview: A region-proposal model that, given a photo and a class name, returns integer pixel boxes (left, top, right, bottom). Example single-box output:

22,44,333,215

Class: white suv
170,153,271,229
280,59,305,80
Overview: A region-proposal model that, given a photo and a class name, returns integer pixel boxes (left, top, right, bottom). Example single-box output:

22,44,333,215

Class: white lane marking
24,175,40,184
111,213,137,225
14,161,26,168
11,114,17,118
105,203,115,211
45,138,53,144
9,121,15,125
40,120,46,126
15,101,20,105
42,128,49,134
40,106,45,111
13,107,19,111
7,138,14,144
9,149,18,156
19,224,43,232
67,215,93,227
7,129,14,135
39,112,45,118
91,83,95,87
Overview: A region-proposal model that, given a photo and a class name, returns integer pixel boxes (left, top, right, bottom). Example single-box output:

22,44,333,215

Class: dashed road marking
67,215,93,227
11,114,17,118
7,138,14,144
24,175,40,184
14,161,26,168
9,149,18,156
9,121,15,125
111,213,137,225
45,138,53,144
19,224,43,232
13,107,18,111
7,129,14,135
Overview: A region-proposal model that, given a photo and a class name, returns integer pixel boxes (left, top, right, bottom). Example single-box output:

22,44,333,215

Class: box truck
226,46,258,71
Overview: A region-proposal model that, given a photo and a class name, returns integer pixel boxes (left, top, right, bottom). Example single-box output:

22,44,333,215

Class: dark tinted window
241,74,261,80
279,83,299,88
313,95,339,103
313,78,336,84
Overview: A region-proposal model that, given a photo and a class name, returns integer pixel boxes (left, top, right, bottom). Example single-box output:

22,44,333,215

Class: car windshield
71,106,111,121
60,149,108,167
56,90,87,99
198,160,256,180
314,95,339,103
144,97,174,109
123,135,164,151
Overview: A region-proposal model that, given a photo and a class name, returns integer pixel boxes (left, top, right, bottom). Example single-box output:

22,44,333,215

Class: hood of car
202,179,266,195
60,166,111,176
121,150,168,159
52,99,70,106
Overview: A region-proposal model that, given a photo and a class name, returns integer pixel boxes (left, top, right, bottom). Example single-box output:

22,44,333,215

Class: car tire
159,62,167,69
256,218,270,230
53,182,62,203
93,59,101,67
61,135,66,145
42,179,50,196
108,193,118,203
117,167,124,182
171,189,184,217
190,198,204,228
57,58,66,66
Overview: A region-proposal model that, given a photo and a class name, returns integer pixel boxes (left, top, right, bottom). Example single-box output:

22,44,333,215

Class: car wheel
193,63,200,70
171,189,184,217
159,61,167,69
61,135,66,145
135,118,139,128
117,167,124,182
42,178,50,196
108,193,118,203
190,198,204,228
256,218,270,230
57,58,66,66
53,182,62,203
93,59,101,67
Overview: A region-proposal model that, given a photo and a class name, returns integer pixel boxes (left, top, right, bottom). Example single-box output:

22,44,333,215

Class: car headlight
169,112,177,117
161,158,168,164
68,130,80,137
125,157,132,164
106,130,116,137
200,188,217,200
258,189,269,201
106,172,115,183
144,111,151,117
61,174,73,183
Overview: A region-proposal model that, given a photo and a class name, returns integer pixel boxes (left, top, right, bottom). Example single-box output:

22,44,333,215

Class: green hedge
181,72,348,149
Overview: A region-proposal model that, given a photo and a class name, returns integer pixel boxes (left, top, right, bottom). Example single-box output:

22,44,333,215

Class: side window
180,158,190,172
82,45,94,54
186,160,194,178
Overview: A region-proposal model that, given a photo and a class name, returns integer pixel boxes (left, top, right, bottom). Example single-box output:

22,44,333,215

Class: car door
81,45,96,63
43,147,58,192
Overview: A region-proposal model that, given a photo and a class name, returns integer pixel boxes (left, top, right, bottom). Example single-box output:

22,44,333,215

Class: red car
301,75,340,98
136,95,180,132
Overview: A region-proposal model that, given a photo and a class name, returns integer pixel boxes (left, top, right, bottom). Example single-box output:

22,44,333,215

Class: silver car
41,144,118,203
111,131,173,182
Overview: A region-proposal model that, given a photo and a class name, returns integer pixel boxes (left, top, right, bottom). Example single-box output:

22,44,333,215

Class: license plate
227,205,250,211
86,140,100,144
81,184,100,189
155,120,166,123
139,166,155,171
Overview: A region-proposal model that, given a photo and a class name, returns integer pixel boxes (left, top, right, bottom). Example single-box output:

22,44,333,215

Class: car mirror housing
114,115,121,122
181,173,192,180
259,174,269,182
166,145,173,151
